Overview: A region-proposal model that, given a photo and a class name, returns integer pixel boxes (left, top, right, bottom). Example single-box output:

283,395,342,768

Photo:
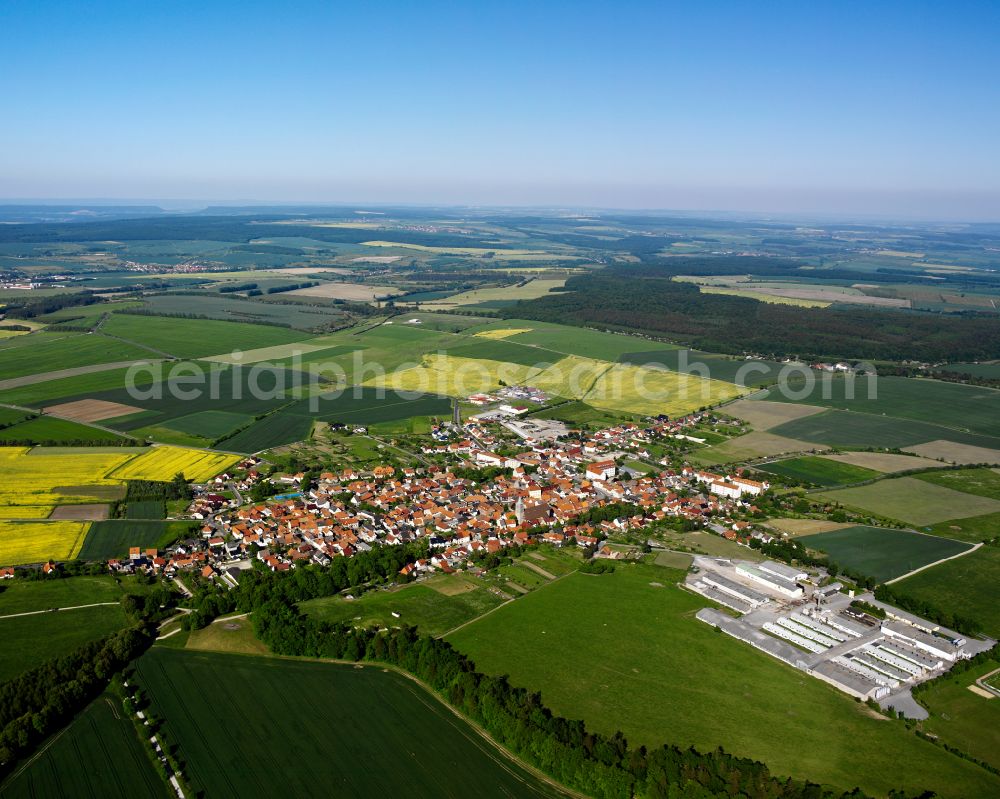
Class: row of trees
0,625,153,772
243,592,892,799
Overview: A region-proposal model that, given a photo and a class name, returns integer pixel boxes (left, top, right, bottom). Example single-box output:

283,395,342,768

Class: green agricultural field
927,510,1000,542
0,408,32,427
894,545,1000,636
940,361,1000,379
101,313,311,359
0,415,128,444
620,349,786,387
770,408,1000,451
915,467,1000,500
137,292,348,331
135,648,566,799
756,455,881,486
760,375,1000,438
917,658,1000,771
531,400,637,427
443,338,561,367
447,564,999,798
0,333,156,381
0,366,152,408
815,476,1000,526
0,696,167,799
125,499,166,519
799,525,972,582
471,318,650,361
213,411,313,452
0,575,123,615
299,574,504,636
307,387,453,425
161,409,252,439
78,519,192,560
0,604,127,681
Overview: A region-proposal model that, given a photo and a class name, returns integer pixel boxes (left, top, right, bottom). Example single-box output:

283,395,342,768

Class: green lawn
800,525,972,582
299,574,504,636
0,696,166,798
894,545,1000,636
446,563,1000,798
135,647,565,799
918,658,1000,771
815,476,1000,526
916,467,1000,500
756,455,881,486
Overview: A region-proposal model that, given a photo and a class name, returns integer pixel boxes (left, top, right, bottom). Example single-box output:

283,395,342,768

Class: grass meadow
756,455,881,486
815,477,1000,526
894,545,1000,636
447,563,999,798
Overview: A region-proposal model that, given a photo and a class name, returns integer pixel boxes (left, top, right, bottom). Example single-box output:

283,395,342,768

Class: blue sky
1,0,998,218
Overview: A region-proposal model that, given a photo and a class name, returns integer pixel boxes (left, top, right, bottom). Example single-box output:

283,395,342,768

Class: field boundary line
885,541,983,585
0,601,120,621
439,568,578,638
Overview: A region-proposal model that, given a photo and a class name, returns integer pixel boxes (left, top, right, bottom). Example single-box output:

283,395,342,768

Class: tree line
500,268,1000,362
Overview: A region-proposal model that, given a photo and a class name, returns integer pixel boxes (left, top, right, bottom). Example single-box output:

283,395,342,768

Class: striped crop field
108,445,239,482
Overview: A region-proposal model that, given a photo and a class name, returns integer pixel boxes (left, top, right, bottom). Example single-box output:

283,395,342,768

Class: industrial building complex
687,556,994,710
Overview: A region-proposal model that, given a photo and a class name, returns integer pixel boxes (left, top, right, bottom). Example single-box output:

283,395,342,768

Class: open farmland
137,292,349,330
0,447,133,510
108,446,239,482
894,546,1000,636
135,648,566,799
286,281,398,300
769,408,1000,451
0,697,165,798
0,332,156,380
446,563,999,798
691,431,820,465
918,658,1000,772
214,411,314,452
760,375,1000,438
0,415,129,444
755,455,881,486
721,398,826,430
815,477,1000,526
472,319,649,360
0,574,123,615
0,366,154,408
101,313,311,359
821,451,943,473
620,350,789,387
904,439,1000,464
0,520,90,565
914,467,1000,500
584,362,745,416
420,278,567,308
299,574,505,636
78,520,189,560
798,525,972,582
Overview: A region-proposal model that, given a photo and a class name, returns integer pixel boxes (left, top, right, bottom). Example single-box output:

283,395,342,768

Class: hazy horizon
2,0,999,221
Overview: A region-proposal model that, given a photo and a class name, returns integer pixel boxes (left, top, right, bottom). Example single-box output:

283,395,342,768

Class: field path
0,601,119,621
0,358,163,393
884,541,982,585
96,329,176,359
520,561,556,580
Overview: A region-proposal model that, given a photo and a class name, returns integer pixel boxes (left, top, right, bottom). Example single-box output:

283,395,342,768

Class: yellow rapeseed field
108,446,239,482
0,447,135,509
585,364,747,416
0,521,89,566
365,354,542,397
0,506,53,519
473,328,534,340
